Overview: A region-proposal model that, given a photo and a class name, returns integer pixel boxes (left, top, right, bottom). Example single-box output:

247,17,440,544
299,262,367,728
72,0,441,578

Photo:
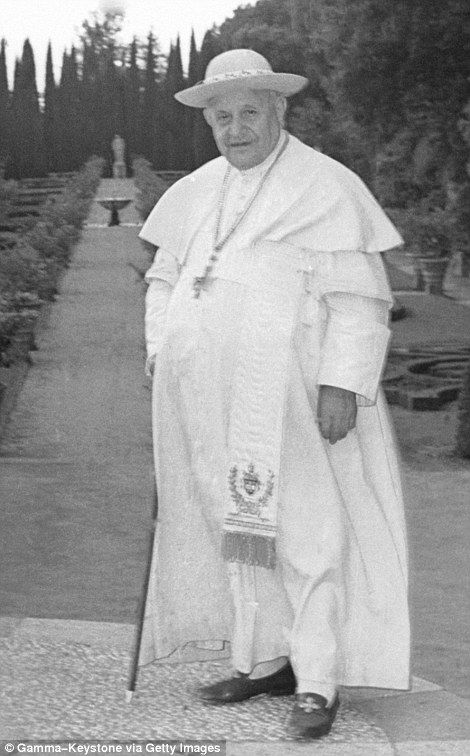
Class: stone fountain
96,197,132,226
95,136,131,225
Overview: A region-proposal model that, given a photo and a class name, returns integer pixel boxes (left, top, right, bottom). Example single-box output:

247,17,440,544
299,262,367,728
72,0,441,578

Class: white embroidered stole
221,247,304,569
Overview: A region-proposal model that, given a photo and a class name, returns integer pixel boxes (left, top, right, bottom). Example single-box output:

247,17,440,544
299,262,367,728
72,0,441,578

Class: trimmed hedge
132,157,168,222
0,178,19,225
0,156,104,363
456,358,470,458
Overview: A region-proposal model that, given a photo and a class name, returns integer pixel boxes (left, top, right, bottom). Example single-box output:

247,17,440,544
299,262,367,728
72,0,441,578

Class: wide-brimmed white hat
175,49,308,108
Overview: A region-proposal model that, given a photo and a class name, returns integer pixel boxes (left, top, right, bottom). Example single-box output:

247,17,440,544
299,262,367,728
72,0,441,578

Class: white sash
220,243,306,569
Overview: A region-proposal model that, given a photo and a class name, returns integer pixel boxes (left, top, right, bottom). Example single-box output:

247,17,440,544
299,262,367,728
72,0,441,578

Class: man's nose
227,116,244,139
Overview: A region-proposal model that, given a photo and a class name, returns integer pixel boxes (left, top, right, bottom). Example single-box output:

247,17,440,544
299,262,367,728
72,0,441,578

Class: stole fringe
222,530,276,570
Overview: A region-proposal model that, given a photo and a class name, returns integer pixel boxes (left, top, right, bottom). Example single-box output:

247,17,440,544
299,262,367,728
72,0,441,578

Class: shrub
0,178,19,224
132,157,168,221
0,156,104,356
456,358,470,458
388,208,452,259
0,311,24,361
0,242,47,297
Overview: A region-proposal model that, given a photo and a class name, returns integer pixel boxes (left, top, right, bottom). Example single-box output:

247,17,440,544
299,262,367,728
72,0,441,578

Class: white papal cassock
138,133,410,692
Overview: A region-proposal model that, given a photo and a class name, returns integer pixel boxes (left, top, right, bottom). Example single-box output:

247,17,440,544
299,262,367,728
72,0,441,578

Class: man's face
204,89,286,170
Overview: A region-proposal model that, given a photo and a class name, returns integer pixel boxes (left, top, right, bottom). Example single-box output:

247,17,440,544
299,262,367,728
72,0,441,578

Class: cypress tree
173,38,186,95
13,58,22,89
188,30,199,88
99,45,124,169
56,50,78,170
193,30,222,167
70,47,84,168
175,36,190,169
55,50,68,171
10,56,22,173
185,30,199,170
124,38,141,164
164,37,187,169
81,42,100,163
7,56,21,175
140,33,157,162
43,42,59,172
140,33,165,168
9,39,45,178
0,39,10,167
56,48,83,170
163,43,176,169
69,47,85,168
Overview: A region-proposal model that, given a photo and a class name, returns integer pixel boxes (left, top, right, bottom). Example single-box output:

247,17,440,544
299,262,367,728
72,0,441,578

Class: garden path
0,179,153,622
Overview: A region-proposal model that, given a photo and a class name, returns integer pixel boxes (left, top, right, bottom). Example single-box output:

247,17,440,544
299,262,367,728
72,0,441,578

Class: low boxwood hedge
132,157,168,223
0,156,104,365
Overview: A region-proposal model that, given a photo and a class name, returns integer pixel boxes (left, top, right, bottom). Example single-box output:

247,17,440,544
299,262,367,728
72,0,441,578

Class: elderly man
139,49,410,739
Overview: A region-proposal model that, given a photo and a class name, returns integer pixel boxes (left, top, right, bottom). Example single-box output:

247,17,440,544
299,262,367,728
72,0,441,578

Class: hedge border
0,156,105,437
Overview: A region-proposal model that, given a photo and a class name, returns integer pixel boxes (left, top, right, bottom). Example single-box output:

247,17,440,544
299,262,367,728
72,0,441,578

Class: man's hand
146,354,157,377
317,385,357,444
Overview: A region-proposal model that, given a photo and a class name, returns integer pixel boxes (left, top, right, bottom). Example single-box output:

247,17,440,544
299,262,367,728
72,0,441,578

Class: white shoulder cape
139,135,403,303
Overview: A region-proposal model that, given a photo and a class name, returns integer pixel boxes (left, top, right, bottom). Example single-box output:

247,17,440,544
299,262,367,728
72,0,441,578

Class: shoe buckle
298,696,322,713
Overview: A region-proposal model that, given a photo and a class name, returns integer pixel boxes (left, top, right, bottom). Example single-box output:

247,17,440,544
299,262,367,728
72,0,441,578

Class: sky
1,0,246,89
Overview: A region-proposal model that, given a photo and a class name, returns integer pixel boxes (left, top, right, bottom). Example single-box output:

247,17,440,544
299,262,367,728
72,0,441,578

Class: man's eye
217,114,230,122
245,109,257,116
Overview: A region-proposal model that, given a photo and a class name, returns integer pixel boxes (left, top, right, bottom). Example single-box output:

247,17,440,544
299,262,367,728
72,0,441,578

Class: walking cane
126,476,159,702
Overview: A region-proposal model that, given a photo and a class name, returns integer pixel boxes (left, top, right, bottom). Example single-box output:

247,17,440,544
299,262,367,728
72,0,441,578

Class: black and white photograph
1,1,469,753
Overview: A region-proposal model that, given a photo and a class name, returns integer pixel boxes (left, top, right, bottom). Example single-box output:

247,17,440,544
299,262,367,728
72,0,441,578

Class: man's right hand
146,354,157,377
317,385,357,444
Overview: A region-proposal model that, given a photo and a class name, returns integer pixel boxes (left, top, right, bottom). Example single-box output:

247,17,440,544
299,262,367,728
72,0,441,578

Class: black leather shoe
291,692,339,739
197,662,296,704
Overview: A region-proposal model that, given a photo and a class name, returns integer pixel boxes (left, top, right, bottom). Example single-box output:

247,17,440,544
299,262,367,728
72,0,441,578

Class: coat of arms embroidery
228,462,275,517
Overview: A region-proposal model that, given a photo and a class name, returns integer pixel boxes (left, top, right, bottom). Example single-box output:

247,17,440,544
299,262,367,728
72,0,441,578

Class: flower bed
382,347,470,411
0,156,104,367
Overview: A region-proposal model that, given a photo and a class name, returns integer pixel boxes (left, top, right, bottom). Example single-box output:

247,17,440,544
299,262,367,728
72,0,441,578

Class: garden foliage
132,157,168,223
1,2,468,226
0,156,104,360
217,1,470,240
456,359,470,458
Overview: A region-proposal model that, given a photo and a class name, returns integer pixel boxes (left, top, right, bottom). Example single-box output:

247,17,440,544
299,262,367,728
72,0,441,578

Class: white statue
112,135,126,178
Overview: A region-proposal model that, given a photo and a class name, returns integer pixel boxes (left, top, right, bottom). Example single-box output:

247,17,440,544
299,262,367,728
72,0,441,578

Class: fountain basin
96,197,132,226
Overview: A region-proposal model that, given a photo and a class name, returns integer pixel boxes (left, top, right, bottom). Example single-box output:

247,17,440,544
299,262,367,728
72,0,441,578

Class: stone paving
1,179,470,753
1,628,389,745
2,617,467,753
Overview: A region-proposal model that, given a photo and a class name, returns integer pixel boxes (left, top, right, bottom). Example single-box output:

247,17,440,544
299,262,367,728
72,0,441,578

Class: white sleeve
144,248,180,375
144,280,173,374
144,247,180,287
317,291,391,406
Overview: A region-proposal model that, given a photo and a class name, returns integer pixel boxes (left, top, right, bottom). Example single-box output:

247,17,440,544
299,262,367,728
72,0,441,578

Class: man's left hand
317,385,357,444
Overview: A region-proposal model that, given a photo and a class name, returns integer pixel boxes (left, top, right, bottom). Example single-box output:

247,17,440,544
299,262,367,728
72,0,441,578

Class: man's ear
203,108,213,126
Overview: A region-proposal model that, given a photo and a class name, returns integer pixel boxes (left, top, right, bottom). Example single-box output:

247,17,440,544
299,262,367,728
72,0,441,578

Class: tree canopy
0,0,467,221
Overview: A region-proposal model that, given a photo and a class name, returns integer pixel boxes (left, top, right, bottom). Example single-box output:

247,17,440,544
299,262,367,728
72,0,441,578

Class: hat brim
175,72,308,108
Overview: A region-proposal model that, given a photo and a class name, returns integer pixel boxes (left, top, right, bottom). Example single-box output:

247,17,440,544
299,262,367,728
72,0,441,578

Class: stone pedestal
96,198,132,226
113,161,126,179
